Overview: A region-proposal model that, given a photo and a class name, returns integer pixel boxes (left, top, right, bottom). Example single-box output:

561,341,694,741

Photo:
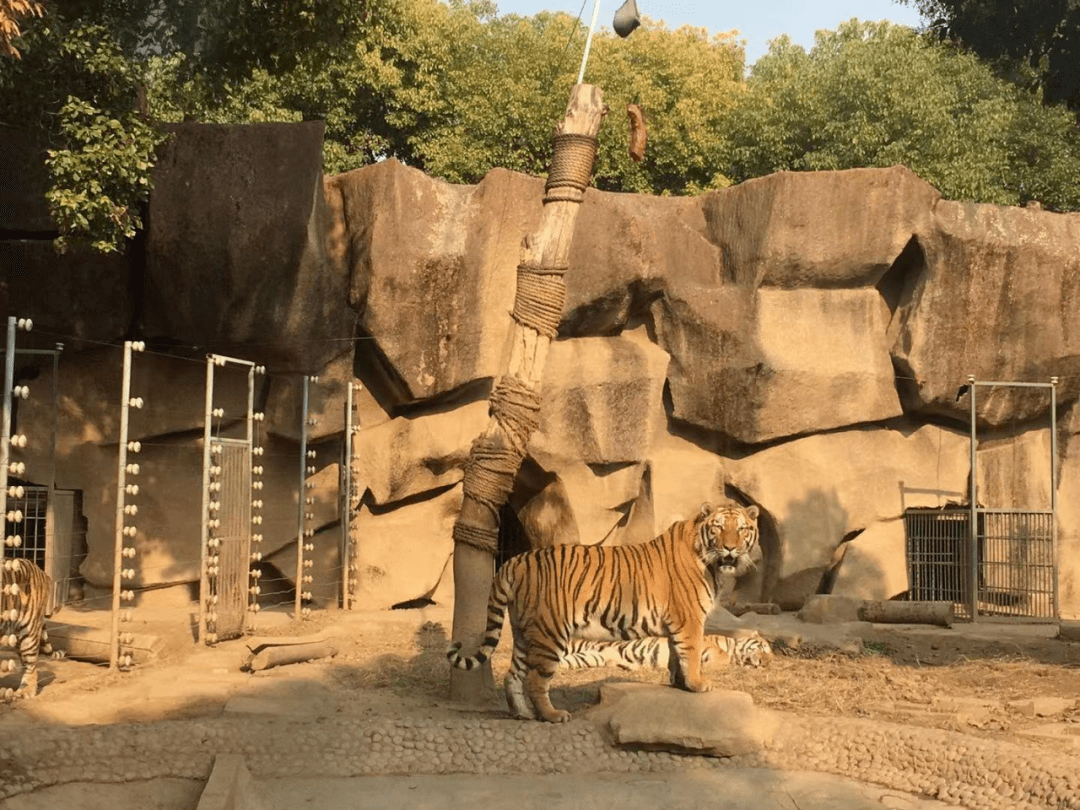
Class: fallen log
858,600,954,627
245,641,337,672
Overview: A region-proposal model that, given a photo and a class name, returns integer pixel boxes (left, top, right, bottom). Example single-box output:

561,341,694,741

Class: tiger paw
541,709,571,723
684,677,714,694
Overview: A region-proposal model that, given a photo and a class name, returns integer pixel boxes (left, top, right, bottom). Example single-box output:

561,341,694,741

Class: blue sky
490,0,924,64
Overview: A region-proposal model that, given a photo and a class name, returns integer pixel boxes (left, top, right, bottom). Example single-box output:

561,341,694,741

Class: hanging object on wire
613,0,641,38
627,103,646,162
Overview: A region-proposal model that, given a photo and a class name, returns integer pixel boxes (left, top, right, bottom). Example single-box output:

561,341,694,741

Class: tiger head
732,635,773,668
698,503,760,574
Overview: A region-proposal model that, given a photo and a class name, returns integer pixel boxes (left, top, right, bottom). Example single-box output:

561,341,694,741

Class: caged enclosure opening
904,508,1056,621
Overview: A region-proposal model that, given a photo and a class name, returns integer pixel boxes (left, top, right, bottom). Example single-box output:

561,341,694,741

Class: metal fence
905,507,1057,621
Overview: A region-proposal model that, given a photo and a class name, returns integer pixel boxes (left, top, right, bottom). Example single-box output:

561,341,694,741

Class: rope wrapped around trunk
544,133,597,204
511,262,568,339
489,375,543,456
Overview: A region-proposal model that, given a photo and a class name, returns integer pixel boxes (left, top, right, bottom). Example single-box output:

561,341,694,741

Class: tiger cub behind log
561,633,773,674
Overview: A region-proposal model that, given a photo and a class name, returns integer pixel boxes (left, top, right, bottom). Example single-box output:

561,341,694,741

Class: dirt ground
3,601,1079,758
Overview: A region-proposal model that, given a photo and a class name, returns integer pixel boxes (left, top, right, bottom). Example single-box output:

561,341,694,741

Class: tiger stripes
560,633,773,673
447,503,760,722
1,558,61,700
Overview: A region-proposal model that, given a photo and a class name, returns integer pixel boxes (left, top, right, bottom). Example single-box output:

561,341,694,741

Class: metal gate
906,377,1059,621
200,355,264,645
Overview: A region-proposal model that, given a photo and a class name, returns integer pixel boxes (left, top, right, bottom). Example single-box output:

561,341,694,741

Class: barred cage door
210,441,252,639
200,355,264,645
906,378,1060,622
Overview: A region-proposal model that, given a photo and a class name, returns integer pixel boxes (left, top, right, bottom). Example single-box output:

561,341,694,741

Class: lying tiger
561,632,773,673
448,502,760,722
1,558,62,700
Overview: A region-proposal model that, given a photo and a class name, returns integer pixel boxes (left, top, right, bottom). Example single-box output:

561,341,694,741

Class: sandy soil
3,601,1077,754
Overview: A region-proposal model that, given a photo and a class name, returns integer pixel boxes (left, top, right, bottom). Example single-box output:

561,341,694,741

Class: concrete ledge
197,754,265,810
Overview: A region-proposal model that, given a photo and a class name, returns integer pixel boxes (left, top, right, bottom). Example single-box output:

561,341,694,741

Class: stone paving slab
255,771,953,810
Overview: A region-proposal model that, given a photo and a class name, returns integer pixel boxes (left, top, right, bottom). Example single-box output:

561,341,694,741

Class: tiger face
699,503,760,574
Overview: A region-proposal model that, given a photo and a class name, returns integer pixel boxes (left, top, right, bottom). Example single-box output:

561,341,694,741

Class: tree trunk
449,84,608,704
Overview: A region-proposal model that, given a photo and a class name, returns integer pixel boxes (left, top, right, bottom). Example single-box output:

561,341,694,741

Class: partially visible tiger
1,558,62,700
561,633,773,674
447,502,760,722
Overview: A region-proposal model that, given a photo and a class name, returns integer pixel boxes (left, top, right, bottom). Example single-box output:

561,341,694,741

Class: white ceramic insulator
123,526,137,537
252,515,262,525
127,441,141,453
302,575,313,584
251,552,262,562
125,484,139,495
212,408,224,418
8,462,24,475
17,318,32,331
253,447,264,457
126,463,140,475
252,534,263,543
254,413,264,422
253,481,263,491
129,397,144,409
6,486,23,499
5,511,21,523
11,434,26,448
124,504,138,515
123,547,136,558
210,466,222,476
304,543,314,552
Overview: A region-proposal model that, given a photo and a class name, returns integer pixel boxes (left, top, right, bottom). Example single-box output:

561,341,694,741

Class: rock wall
3,123,1080,617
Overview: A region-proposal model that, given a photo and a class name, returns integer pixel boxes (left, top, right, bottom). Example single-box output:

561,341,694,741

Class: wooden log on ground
858,600,954,627
245,641,337,672
44,620,164,665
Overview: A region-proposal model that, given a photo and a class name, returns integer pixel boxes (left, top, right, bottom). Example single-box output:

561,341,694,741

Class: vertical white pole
0,317,16,551
199,357,215,644
295,376,309,619
577,0,603,85
110,342,133,670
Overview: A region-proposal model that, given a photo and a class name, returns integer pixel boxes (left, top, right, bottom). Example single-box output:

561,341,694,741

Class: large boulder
0,128,52,233
353,399,489,506
727,424,970,606
529,331,670,467
1057,430,1080,619
264,349,358,443
652,285,901,444
829,519,909,601
143,121,348,371
561,188,719,335
348,484,461,609
976,429,1054,511
0,241,131,350
515,461,646,547
326,162,535,402
891,201,1080,425
701,165,940,287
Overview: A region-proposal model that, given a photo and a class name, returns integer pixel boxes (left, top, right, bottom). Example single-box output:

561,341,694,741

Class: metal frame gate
907,377,1059,621
199,354,265,645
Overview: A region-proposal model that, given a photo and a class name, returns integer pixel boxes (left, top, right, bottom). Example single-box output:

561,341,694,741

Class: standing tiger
560,633,773,673
1,558,61,699
447,503,760,722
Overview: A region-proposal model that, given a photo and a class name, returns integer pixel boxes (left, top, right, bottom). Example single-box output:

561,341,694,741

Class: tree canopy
725,20,1080,209
898,0,1080,111
3,2,1080,253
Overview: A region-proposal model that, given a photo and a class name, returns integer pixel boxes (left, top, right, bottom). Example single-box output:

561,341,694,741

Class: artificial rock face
6,118,1080,613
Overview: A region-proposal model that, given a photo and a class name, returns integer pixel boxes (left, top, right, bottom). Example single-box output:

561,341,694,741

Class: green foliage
725,21,1080,209
388,10,743,196
5,3,1080,254
897,0,1080,110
